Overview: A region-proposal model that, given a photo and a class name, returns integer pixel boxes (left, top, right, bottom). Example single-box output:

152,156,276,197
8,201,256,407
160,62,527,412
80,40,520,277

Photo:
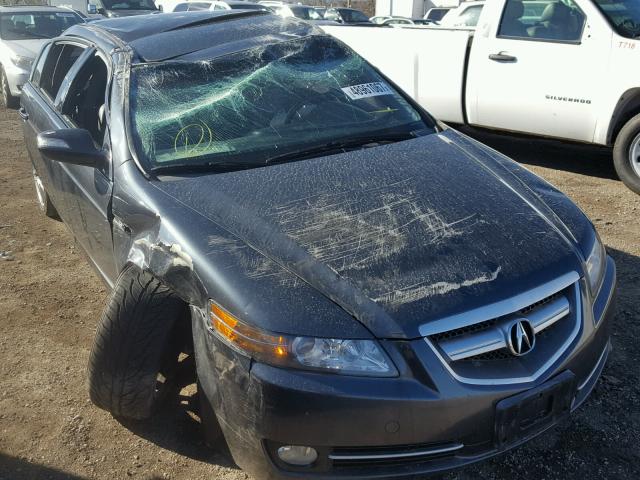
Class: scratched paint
271,181,475,276
374,267,502,306
150,131,584,336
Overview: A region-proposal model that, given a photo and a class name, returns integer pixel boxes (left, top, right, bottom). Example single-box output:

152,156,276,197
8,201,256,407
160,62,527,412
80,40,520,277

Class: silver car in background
0,5,84,108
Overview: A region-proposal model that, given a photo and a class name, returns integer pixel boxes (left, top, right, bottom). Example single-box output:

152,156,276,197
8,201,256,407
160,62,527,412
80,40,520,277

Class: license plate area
495,370,576,448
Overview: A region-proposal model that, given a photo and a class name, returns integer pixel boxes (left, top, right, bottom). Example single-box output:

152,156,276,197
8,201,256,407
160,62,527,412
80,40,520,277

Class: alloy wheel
628,133,640,179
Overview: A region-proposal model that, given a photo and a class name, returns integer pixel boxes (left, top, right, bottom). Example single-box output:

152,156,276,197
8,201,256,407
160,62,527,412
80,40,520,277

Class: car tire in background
1,68,19,110
613,113,640,195
88,266,190,420
32,169,60,220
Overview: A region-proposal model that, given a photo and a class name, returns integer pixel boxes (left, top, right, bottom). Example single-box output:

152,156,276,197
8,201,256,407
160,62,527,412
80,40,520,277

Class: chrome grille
421,271,583,385
434,293,570,362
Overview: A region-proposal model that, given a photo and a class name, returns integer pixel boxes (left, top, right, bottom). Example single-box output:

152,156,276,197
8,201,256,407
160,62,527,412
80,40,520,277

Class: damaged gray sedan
20,10,616,480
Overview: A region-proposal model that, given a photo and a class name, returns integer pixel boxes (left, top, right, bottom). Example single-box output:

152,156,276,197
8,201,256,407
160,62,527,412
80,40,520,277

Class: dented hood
152,131,583,338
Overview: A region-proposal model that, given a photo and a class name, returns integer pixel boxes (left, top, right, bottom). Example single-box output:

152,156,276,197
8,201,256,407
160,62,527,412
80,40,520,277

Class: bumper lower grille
330,442,463,467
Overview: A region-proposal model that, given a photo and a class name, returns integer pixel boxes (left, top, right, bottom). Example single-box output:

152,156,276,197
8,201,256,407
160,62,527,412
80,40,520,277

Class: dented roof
68,11,319,62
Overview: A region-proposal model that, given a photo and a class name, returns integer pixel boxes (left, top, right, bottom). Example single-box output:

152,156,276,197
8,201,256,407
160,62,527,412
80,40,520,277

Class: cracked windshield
130,35,433,172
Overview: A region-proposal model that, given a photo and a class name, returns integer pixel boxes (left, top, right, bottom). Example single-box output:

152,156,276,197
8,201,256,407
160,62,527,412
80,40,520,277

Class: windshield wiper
150,131,426,176
264,131,421,165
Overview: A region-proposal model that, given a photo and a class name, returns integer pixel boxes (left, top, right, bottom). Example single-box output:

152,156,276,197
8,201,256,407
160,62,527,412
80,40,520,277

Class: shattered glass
129,35,429,171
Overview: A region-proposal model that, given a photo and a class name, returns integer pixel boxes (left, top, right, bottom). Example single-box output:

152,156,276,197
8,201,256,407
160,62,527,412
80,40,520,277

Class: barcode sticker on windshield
342,82,393,100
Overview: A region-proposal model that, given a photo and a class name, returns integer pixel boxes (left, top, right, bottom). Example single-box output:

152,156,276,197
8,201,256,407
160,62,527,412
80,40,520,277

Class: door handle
18,107,29,121
489,52,517,63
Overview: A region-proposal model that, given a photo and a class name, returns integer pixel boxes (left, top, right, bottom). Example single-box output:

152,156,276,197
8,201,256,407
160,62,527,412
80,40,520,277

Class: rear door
466,0,611,142
53,48,116,282
21,41,88,216
20,41,116,282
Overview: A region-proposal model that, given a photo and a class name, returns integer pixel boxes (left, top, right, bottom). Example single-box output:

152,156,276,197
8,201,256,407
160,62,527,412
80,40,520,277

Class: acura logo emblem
507,319,535,356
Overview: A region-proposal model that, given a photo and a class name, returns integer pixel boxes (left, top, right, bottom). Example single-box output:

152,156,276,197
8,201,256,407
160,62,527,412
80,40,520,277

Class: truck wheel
1,68,19,110
88,266,189,420
33,169,59,220
613,113,640,195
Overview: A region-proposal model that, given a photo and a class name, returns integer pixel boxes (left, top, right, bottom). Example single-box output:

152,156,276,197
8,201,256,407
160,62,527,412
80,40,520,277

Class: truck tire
33,169,60,220
613,113,640,195
88,266,189,420
1,68,19,110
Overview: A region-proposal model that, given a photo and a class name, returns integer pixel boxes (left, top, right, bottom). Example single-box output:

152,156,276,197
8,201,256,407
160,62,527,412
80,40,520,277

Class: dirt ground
0,106,638,480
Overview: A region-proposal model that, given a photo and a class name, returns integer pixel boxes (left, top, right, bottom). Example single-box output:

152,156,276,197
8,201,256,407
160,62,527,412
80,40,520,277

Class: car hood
3,39,47,59
152,130,584,338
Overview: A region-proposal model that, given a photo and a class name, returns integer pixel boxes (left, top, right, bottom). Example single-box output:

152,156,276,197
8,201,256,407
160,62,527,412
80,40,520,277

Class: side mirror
87,3,97,14
37,129,106,168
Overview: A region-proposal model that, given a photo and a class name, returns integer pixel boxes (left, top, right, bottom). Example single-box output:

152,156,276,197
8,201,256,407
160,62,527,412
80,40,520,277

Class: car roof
0,5,70,13
67,10,318,62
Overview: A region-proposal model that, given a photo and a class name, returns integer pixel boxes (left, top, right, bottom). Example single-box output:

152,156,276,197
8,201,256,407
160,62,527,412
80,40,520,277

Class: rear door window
39,43,86,101
30,43,52,86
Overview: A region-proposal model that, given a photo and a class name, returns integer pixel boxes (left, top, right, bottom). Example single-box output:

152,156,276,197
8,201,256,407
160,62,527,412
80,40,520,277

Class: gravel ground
0,107,638,480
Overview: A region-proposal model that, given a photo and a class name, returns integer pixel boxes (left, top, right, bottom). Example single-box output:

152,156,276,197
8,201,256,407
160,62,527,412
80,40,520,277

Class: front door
467,0,611,143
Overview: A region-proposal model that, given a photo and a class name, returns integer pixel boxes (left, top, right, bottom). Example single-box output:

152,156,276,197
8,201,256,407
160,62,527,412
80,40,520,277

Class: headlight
10,55,33,71
585,232,606,297
208,301,397,377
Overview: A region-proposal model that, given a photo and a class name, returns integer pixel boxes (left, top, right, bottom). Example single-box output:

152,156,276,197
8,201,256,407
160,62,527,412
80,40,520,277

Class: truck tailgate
322,26,472,124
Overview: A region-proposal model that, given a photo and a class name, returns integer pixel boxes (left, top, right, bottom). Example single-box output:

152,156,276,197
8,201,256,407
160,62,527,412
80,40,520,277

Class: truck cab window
62,53,109,146
499,0,585,42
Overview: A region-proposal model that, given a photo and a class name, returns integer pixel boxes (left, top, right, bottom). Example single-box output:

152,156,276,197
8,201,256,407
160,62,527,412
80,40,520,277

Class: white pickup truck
324,0,640,194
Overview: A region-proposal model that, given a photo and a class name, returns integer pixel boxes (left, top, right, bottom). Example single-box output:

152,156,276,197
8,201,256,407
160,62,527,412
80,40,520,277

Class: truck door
466,0,611,143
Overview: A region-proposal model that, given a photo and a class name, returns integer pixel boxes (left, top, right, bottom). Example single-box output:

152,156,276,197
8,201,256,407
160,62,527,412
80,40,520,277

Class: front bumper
4,64,29,97
194,258,616,480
